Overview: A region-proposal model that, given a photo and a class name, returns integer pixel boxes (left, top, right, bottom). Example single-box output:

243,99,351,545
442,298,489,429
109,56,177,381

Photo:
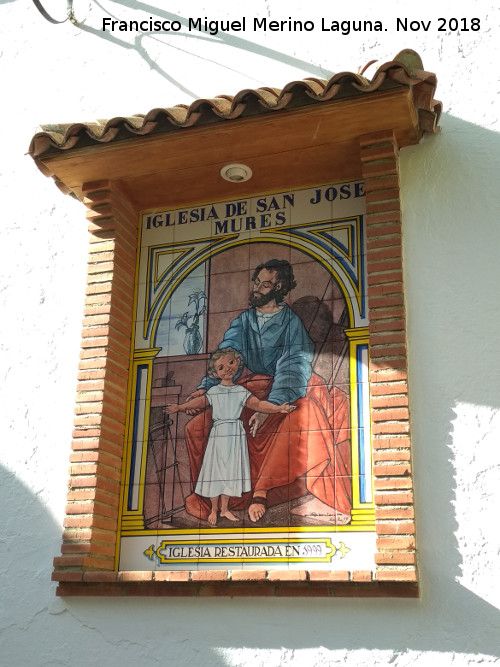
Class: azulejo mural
119,181,375,572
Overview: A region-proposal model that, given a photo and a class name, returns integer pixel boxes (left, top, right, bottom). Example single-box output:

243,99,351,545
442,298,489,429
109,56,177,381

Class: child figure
164,347,295,526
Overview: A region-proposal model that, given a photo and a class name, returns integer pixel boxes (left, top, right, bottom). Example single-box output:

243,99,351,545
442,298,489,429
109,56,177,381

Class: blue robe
199,305,314,405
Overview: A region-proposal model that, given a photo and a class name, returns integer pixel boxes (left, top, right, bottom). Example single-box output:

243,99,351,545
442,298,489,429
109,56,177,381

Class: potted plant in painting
175,290,207,355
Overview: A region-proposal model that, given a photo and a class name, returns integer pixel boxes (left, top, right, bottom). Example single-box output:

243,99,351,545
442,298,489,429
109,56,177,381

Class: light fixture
220,163,253,183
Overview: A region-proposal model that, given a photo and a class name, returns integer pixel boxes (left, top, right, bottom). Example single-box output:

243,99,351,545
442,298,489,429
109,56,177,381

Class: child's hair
207,347,243,379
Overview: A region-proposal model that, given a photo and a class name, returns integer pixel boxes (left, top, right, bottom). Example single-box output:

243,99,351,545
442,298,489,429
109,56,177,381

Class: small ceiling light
220,163,253,183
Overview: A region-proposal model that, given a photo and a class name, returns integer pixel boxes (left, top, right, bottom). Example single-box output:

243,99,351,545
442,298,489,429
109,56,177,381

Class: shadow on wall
67,0,333,99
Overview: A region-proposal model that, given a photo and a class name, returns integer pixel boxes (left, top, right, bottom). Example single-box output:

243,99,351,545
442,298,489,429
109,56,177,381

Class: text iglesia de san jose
144,181,365,236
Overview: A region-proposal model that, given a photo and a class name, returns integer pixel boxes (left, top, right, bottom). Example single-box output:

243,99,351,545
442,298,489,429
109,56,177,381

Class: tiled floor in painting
152,490,354,531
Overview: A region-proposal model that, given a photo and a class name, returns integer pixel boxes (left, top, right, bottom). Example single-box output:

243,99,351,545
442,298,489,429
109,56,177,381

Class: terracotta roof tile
28,49,441,169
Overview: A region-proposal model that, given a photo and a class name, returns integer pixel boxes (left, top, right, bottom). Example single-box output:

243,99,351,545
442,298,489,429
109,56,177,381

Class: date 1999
299,543,324,557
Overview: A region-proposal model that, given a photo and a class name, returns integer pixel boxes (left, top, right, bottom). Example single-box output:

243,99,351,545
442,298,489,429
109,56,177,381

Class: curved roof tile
28,49,441,168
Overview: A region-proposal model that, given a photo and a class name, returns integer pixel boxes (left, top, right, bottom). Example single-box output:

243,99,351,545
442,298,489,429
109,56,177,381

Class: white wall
1,1,499,664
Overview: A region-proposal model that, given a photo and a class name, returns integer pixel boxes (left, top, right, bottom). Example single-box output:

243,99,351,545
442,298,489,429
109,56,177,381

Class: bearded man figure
184,258,352,524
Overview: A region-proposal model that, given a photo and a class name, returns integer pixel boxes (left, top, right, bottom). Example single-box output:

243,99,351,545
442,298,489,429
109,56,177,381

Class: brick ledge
54,569,419,597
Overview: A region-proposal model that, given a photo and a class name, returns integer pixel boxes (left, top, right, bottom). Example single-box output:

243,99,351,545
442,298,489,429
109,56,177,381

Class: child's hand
164,404,178,414
278,403,297,414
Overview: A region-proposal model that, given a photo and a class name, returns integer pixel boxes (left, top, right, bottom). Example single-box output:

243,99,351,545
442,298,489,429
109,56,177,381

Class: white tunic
195,384,252,498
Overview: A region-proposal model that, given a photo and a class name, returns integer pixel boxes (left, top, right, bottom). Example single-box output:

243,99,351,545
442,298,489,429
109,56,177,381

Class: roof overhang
28,49,441,209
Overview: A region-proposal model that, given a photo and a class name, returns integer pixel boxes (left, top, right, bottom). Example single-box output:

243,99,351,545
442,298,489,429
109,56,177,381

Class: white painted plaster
1,1,500,664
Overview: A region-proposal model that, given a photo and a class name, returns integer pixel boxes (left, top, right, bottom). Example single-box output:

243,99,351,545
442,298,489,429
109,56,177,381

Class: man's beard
249,288,280,308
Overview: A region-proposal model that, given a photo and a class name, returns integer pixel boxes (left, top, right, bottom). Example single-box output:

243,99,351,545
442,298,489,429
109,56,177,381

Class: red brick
375,570,417,582
375,552,416,565
367,258,403,275
63,515,118,532
368,306,405,321
372,436,411,449
362,162,398,178
367,236,401,251
371,422,410,436
376,536,415,550
83,571,119,583
68,477,120,495
352,570,373,582
370,345,407,360
52,571,84,582
375,492,414,505
83,305,112,318
267,570,307,582
363,175,399,192
61,541,116,557
366,213,401,227
369,316,405,335
366,200,400,216
368,280,404,297
154,571,191,583
367,247,402,264
69,463,98,476
368,271,403,286
370,369,408,383
371,395,408,409
76,379,106,392
374,464,412,478
309,570,350,582
372,438,410,451
372,407,409,422
119,571,154,583
191,570,228,582
366,188,400,203
55,583,121,597
84,292,112,306
53,554,86,568
370,358,407,372
230,570,268,582
75,392,105,404
375,507,414,520
65,501,118,521
369,294,404,309
370,383,408,397
376,521,415,535
374,477,413,491
372,449,411,461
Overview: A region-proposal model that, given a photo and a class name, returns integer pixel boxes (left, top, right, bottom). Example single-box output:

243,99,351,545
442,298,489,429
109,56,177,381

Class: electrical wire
32,0,74,24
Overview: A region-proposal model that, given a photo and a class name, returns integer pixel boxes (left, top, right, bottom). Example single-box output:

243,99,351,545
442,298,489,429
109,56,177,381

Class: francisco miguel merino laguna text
102,16,386,36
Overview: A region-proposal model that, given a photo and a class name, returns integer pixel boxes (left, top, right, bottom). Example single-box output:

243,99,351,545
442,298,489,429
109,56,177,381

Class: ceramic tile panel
119,182,376,574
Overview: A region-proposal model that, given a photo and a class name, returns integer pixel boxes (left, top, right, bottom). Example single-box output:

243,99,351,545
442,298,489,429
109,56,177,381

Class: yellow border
120,347,162,531
345,327,375,524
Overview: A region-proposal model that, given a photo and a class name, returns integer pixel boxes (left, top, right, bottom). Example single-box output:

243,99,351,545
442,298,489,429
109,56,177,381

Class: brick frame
53,131,418,596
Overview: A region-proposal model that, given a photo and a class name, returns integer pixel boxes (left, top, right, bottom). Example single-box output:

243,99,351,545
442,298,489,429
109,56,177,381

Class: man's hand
249,412,269,437
185,388,206,415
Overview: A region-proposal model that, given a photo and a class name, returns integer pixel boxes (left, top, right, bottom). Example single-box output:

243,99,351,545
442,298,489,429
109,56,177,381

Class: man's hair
207,347,244,379
251,259,297,298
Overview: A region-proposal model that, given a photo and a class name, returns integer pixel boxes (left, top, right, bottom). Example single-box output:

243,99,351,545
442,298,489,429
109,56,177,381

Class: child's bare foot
208,510,218,526
220,510,239,522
